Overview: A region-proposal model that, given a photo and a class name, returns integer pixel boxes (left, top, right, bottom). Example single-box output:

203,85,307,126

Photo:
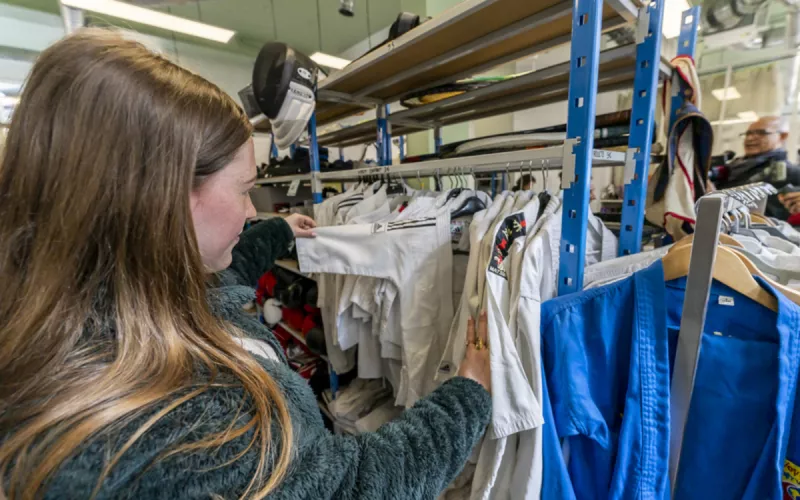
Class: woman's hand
779,192,800,215
457,313,490,393
285,214,317,238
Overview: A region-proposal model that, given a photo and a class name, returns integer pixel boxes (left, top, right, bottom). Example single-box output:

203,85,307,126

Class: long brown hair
0,29,292,498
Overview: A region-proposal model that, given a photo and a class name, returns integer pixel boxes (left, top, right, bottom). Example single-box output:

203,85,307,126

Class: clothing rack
668,182,779,493
254,1,700,398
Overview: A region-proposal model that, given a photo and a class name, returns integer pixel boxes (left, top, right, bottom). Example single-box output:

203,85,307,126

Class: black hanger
451,195,486,219
447,187,465,200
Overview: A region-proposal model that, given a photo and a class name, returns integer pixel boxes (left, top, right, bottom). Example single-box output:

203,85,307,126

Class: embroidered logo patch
783,459,800,500
488,213,526,279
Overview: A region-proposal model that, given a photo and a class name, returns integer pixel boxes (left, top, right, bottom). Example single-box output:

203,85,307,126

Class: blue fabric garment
539,260,800,499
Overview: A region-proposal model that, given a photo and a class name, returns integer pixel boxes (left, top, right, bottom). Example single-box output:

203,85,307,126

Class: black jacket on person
715,149,800,220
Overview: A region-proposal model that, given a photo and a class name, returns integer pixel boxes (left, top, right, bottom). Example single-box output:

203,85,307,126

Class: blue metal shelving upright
618,5,699,256
270,132,279,159
670,8,701,129
617,1,667,256
376,104,392,166
307,84,339,397
557,0,604,296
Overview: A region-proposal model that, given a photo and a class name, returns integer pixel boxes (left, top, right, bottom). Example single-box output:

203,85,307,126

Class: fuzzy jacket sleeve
43,368,490,500
275,376,492,500
224,218,294,287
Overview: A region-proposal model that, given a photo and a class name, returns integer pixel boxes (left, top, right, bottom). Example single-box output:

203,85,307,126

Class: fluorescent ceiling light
60,0,235,43
310,52,351,70
663,0,691,39
711,86,742,101
737,111,759,122
0,81,20,93
710,118,752,126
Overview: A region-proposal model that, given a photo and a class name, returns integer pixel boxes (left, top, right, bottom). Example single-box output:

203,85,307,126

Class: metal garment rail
314,146,625,182
617,0,665,256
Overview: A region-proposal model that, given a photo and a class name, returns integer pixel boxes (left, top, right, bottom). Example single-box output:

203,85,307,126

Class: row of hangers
662,183,799,313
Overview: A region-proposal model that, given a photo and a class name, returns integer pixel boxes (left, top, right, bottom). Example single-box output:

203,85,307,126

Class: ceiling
1,0,406,57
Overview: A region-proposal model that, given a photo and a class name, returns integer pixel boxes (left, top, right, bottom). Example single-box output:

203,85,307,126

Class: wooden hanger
669,233,744,252
729,247,800,308
750,213,774,226
662,243,778,312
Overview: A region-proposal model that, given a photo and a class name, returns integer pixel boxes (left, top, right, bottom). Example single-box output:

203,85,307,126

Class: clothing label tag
450,220,465,244
718,296,735,306
287,179,301,197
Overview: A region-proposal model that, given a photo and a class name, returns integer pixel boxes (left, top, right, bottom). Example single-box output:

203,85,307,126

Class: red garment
788,213,800,227
301,315,319,336
255,271,278,305
282,307,305,332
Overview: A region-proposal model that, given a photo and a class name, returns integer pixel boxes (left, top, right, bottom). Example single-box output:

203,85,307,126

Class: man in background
714,116,800,220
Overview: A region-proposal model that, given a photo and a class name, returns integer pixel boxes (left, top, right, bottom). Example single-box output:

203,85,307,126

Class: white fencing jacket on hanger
297,212,454,407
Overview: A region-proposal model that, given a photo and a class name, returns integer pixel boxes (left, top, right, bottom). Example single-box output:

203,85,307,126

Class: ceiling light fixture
711,86,742,101
59,0,235,43
0,81,21,93
737,111,759,122
662,0,691,39
310,52,351,70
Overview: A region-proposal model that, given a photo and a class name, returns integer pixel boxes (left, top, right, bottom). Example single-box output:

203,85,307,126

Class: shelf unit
274,259,311,279
278,321,329,363
255,0,638,134
255,0,699,397
316,43,671,149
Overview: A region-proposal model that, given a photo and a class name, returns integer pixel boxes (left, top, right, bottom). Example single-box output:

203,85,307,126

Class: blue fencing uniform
539,260,800,499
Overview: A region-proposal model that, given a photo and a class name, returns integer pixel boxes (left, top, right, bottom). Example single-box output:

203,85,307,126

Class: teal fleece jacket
39,218,492,499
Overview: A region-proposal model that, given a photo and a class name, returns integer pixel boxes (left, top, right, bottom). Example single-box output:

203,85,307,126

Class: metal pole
58,1,85,34
308,85,323,203
617,0,666,257
557,0,604,296
270,133,279,159
716,64,733,144
376,105,388,166
383,104,392,166
669,7,700,131
434,126,442,155
399,135,406,162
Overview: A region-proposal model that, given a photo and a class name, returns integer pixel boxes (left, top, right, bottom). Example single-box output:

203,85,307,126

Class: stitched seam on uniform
387,223,436,231
638,273,654,497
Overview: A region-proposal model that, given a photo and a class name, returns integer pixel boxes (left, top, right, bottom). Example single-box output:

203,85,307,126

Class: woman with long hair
0,30,491,499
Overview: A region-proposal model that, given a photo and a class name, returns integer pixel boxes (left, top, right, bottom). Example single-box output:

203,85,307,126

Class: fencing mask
247,42,317,149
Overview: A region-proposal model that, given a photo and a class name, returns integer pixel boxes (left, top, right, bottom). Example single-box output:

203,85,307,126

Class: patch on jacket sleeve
488,213,526,279
783,458,800,500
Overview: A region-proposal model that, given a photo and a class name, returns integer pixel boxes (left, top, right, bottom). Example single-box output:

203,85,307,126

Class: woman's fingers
478,312,488,347
466,316,477,346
